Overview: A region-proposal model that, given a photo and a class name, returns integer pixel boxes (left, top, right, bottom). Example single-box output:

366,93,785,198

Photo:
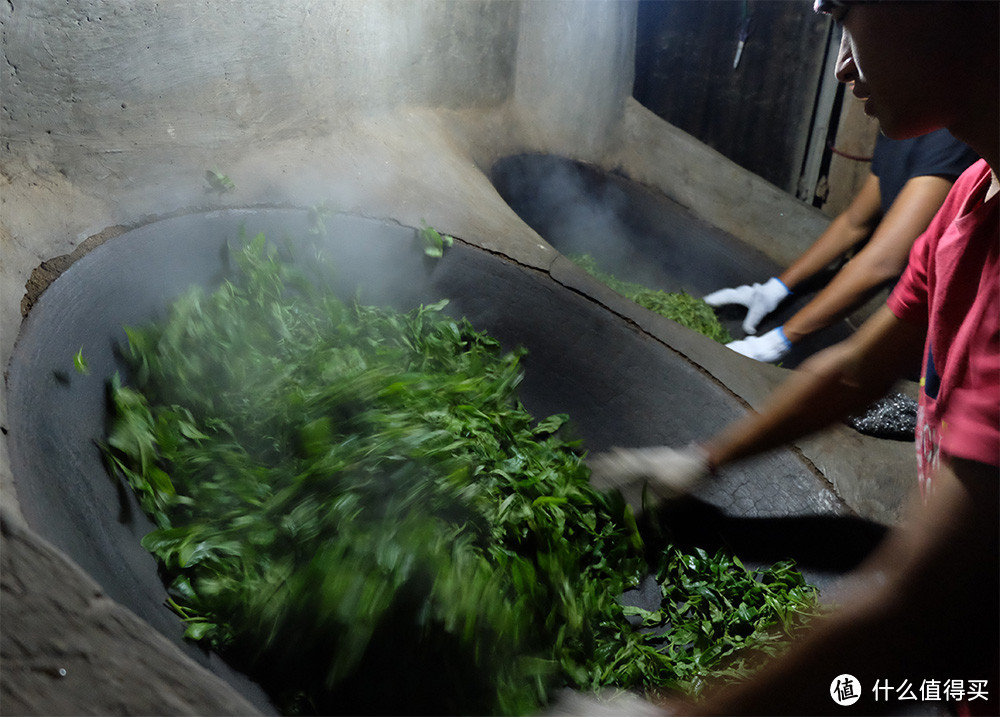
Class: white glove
703,276,791,334
725,326,792,362
546,688,672,717
588,444,712,511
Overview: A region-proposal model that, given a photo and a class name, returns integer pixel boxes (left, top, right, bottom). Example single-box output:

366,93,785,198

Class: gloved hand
703,276,791,334
725,326,792,362
546,688,674,717
588,444,712,512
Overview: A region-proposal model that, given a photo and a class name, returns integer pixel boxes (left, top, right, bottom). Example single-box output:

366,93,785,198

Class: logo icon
831,674,862,706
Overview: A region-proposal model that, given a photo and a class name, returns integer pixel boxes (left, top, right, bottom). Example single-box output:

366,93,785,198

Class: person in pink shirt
888,159,998,500
591,1,998,713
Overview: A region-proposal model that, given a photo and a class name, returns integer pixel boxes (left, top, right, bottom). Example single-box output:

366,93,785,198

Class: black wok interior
490,154,856,368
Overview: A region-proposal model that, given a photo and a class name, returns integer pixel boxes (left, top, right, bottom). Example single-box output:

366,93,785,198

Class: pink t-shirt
887,159,999,496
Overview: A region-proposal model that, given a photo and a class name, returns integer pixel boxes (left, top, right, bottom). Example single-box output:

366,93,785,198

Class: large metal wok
6,207,881,708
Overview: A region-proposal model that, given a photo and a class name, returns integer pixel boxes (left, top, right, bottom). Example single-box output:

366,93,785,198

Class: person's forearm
702,308,923,470
779,174,882,291
778,213,873,290
702,344,881,469
783,175,955,343
781,250,900,342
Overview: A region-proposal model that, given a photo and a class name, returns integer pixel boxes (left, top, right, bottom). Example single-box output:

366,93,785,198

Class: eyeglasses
813,0,880,24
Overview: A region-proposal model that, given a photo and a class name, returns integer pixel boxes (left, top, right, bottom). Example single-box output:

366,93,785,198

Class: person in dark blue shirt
705,129,978,362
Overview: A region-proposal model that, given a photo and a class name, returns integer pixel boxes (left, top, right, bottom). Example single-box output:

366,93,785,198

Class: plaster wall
513,0,636,158
1,1,518,163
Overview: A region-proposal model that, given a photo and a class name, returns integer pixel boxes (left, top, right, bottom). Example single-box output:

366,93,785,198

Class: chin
875,115,941,142
871,100,949,141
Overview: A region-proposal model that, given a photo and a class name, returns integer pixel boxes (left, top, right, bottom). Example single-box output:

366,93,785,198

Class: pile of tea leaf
570,254,732,344
104,233,815,715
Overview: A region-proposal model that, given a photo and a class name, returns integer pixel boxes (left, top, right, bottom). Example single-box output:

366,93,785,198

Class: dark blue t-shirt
870,129,979,214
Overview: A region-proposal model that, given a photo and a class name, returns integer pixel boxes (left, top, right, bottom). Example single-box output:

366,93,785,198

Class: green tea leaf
73,347,89,375
570,254,732,343
205,169,236,193
420,224,455,258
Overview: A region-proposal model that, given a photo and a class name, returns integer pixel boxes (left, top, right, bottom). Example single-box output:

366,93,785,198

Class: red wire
827,141,873,162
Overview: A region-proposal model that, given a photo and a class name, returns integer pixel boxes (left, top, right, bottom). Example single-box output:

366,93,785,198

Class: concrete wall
1,1,519,156
513,0,636,158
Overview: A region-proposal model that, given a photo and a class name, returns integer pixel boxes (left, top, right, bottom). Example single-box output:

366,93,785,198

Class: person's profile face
819,1,980,141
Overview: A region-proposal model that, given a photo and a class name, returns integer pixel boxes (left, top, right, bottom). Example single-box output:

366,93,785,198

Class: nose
834,31,858,84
